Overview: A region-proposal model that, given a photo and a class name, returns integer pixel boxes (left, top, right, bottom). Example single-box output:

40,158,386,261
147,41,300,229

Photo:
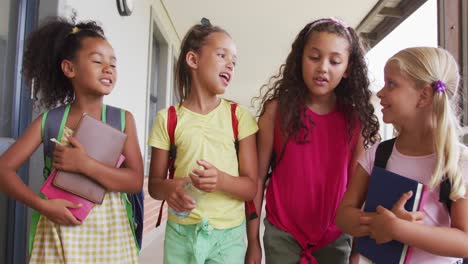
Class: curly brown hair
254,18,380,148
22,16,106,109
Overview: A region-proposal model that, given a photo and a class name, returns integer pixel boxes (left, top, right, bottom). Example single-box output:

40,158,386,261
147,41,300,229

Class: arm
368,193,468,258
147,147,194,212
0,115,80,225
192,133,258,201
245,100,277,264
53,111,144,193
336,164,372,237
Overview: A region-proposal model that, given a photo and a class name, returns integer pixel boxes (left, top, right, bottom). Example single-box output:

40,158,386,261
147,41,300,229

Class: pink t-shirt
266,106,360,257
359,142,466,264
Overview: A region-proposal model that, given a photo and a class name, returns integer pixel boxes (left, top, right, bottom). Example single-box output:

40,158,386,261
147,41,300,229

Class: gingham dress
29,192,138,264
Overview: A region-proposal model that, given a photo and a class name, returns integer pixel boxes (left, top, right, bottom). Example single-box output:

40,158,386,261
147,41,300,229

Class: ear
61,60,75,78
417,84,434,108
185,51,199,70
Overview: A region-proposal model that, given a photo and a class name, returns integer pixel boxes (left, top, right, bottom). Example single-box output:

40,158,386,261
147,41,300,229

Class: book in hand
41,155,125,221
356,166,425,264
52,113,127,204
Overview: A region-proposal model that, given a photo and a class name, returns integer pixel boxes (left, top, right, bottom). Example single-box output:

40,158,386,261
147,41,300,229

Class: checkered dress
29,192,138,264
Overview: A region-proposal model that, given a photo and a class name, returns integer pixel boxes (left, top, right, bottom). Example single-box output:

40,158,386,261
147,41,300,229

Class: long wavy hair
389,47,465,200
254,18,380,148
22,16,106,109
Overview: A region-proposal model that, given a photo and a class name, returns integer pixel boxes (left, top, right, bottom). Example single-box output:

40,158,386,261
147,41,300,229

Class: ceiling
161,0,382,109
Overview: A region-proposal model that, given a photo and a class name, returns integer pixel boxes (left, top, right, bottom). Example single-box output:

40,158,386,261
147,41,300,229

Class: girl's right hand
392,191,425,223
40,199,82,226
166,179,195,212
245,242,262,264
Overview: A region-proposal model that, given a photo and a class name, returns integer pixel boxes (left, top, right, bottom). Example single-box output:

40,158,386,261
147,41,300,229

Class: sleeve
236,105,259,141
148,109,170,150
358,143,379,176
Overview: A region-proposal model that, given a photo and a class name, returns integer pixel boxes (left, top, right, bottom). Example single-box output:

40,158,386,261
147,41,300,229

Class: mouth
100,78,113,86
313,76,328,86
219,72,231,85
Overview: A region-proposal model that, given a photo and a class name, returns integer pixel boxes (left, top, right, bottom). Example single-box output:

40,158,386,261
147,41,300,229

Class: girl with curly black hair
246,18,380,264
0,17,143,263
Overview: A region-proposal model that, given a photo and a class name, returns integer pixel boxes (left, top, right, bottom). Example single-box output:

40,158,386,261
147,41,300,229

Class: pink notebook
40,154,125,221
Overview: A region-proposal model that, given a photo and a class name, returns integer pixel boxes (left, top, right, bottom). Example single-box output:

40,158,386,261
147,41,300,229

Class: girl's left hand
52,136,89,173
190,160,224,193
363,205,397,244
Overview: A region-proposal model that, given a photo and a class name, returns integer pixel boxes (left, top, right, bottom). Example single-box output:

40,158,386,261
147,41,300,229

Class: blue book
356,166,424,264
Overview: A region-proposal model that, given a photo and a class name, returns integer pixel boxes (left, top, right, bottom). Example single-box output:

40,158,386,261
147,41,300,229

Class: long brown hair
254,18,380,148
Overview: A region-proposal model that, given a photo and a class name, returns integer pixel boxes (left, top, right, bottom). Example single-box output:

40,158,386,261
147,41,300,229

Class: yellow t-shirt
148,99,258,229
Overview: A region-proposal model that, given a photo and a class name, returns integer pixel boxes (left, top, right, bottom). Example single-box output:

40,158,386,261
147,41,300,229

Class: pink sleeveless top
265,106,360,262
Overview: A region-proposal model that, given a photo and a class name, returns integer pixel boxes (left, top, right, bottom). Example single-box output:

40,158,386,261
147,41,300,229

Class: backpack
374,138,452,214
40,104,144,251
155,103,258,227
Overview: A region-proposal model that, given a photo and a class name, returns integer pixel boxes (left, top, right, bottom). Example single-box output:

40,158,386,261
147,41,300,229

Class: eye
93,60,102,64
217,53,225,58
232,61,237,67
330,60,341,65
110,64,117,68
308,56,319,61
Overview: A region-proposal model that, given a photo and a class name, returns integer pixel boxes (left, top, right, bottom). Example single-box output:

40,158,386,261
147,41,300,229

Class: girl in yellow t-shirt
148,19,258,264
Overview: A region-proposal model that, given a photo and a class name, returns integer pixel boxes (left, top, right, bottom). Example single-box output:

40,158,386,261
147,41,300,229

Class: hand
190,160,224,193
364,206,397,244
40,199,82,226
349,251,360,264
392,191,425,223
52,136,89,173
166,178,195,212
245,242,262,264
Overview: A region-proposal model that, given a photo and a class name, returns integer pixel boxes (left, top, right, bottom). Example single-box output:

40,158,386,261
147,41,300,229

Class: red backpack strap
156,106,178,227
230,103,258,220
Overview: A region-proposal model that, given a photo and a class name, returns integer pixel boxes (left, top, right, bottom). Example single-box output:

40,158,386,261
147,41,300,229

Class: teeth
101,79,111,84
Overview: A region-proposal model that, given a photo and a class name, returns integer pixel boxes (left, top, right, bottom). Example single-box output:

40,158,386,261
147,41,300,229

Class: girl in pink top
246,18,380,264
337,47,468,263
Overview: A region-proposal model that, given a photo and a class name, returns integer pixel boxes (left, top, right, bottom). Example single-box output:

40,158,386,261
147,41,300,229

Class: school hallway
139,205,267,264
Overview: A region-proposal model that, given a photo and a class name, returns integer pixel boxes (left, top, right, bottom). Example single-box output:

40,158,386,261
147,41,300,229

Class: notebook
40,155,125,221
52,113,127,204
356,166,425,264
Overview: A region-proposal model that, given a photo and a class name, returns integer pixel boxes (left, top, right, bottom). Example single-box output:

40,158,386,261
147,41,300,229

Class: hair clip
432,80,446,93
71,26,80,34
200,17,211,27
307,17,351,38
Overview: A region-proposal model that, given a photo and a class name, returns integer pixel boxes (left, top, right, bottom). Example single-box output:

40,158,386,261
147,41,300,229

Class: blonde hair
388,47,466,201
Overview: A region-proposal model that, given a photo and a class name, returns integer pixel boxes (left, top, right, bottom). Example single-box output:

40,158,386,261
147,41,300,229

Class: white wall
59,0,180,153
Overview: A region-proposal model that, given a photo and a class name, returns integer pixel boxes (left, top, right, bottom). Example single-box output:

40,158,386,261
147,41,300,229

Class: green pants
164,219,246,264
263,218,351,264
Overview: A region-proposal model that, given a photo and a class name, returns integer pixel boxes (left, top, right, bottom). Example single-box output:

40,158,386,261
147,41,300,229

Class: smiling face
377,61,423,126
191,32,237,95
301,31,350,100
66,37,117,97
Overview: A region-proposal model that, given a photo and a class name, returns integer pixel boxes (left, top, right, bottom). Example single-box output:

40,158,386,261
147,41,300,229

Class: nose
226,59,234,71
376,87,384,98
103,64,113,74
317,59,328,73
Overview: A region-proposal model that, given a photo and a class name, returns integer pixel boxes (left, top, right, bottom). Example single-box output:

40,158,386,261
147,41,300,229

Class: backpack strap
230,103,258,220
374,138,396,168
105,105,125,132
41,104,70,179
156,105,178,227
374,137,452,215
